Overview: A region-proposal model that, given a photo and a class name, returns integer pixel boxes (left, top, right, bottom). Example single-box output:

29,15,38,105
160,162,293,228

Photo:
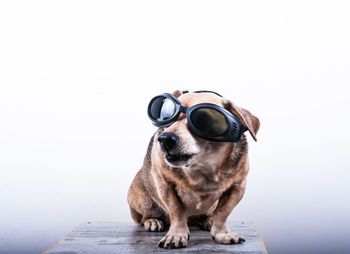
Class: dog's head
154,90,260,169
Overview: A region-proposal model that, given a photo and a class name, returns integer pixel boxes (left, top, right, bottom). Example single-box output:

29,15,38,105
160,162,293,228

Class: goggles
147,92,248,142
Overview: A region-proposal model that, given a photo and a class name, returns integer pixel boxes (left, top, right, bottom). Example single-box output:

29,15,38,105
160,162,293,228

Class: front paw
211,230,245,244
158,227,190,248
210,223,245,244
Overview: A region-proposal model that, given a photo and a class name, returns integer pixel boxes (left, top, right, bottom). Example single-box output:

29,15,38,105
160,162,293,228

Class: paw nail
239,238,246,243
212,236,215,241
179,242,183,248
230,239,235,244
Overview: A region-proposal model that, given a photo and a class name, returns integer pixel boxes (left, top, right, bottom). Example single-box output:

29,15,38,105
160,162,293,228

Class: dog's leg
155,180,189,248
129,207,142,224
129,197,166,232
128,177,166,232
210,181,247,244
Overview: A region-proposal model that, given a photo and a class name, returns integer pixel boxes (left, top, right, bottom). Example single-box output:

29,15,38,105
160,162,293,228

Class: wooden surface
42,221,267,254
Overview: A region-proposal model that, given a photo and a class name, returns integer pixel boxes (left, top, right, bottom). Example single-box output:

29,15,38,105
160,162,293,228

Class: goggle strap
180,105,188,113
182,90,223,97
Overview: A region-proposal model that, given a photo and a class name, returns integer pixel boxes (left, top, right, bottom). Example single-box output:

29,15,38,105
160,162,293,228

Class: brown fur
127,90,259,248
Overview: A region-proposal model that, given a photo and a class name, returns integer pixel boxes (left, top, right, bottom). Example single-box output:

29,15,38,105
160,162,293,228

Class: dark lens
150,97,176,122
191,108,228,135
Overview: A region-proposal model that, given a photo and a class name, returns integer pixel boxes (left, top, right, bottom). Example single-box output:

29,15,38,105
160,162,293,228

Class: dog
127,90,260,248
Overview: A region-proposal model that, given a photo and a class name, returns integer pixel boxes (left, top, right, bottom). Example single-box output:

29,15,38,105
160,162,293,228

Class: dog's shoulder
142,133,155,169
142,128,163,168
129,133,158,198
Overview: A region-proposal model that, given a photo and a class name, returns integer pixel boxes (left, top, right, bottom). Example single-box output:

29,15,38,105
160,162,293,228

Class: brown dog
127,90,260,248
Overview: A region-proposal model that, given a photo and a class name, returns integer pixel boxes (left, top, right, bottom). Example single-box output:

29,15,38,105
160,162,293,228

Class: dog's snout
158,132,179,151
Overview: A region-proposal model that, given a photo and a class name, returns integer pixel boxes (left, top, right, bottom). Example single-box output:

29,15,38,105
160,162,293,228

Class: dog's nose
158,132,179,151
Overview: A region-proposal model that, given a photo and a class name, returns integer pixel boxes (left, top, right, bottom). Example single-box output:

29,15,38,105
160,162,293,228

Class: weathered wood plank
42,221,267,254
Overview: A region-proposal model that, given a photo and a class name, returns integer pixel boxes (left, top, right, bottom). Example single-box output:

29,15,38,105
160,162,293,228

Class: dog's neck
183,139,247,192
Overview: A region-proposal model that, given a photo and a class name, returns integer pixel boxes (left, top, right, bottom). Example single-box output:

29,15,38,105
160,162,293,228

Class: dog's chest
174,184,223,214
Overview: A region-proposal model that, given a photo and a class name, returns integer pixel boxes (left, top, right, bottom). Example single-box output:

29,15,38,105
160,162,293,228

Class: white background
1,1,350,253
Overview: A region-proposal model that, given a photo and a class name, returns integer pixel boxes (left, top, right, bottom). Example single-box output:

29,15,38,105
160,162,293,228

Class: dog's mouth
165,153,193,164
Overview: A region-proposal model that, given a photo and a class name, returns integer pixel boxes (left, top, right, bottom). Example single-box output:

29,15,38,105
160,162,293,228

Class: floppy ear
172,90,183,98
223,100,260,141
